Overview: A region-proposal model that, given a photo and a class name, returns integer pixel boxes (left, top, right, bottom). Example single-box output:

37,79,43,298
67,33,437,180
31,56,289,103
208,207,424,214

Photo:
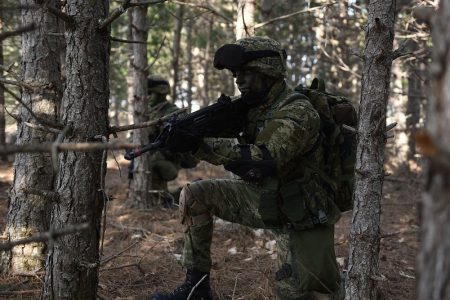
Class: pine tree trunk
345,1,396,299
130,5,153,208
201,16,213,108
236,0,255,39
41,1,110,298
126,10,135,127
0,0,62,275
171,4,184,102
417,1,450,299
186,18,193,113
0,3,6,162
405,43,424,165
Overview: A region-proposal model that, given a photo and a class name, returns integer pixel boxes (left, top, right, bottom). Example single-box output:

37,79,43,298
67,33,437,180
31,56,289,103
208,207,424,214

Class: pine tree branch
98,0,133,30
99,0,167,30
254,3,336,29
0,223,90,251
169,0,233,23
44,5,74,25
0,141,138,155
110,36,146,44
108,107,187,133
0,23,36,41
0,82,64,130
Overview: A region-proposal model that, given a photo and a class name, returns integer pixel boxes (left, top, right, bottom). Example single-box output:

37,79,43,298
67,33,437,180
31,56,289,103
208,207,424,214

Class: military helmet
148,75,170,95
213,36,287,78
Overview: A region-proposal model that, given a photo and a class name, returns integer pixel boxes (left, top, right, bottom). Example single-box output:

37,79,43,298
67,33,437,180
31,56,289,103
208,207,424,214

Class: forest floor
0,156,422,300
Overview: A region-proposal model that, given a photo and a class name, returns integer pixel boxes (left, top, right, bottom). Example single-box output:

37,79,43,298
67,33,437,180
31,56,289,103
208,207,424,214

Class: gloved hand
164,127,202,153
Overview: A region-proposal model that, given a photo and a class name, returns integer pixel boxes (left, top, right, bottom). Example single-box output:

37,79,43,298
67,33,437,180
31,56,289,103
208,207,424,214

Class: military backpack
294,78,357,212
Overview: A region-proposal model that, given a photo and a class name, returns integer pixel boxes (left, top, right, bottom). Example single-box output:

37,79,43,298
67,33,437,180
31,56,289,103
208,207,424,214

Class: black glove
164,127,202,153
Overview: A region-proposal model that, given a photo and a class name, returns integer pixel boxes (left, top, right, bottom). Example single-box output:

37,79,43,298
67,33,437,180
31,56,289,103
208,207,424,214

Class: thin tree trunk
202,15,213,108
417,1,450,299
345,1,396,299
126,10,134,127
236,0,255,39
0,3,7,162
171,4,184,102
1,0,62,275
130,4,152,208
41,1,110,298
186,18,193,113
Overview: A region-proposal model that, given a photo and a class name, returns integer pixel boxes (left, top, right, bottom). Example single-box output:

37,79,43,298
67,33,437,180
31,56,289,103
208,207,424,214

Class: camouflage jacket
195,80,341,226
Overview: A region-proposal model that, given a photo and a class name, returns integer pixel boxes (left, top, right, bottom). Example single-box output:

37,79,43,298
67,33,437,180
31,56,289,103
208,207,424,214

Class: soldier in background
145,76,198,207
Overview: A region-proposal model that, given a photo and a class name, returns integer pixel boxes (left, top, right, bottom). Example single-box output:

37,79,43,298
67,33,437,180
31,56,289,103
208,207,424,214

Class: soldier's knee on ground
152,159,178,181
179,185,212,227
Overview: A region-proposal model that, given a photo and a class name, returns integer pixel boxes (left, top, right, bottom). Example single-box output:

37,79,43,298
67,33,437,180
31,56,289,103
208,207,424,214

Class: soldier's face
235,70,267,96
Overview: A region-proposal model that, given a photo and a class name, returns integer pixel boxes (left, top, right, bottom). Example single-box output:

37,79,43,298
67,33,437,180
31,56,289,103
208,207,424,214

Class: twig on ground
101,239,141,266
107,221,151,236
232,273,239,300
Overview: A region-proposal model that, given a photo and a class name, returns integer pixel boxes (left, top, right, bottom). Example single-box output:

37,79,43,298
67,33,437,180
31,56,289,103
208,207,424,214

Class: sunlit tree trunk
236,0,255,39
130,4,152,208
345,1,396,299
171,4,184,103
41,0,110,298
201,15,213,108
417,1,450,299
0,0,62,275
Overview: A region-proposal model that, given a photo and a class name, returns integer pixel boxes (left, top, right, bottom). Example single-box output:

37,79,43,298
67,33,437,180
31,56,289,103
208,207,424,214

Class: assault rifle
124,94,247,160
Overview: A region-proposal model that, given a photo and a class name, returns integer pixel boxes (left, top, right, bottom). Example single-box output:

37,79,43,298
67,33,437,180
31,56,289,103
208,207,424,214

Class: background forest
0,0,448,300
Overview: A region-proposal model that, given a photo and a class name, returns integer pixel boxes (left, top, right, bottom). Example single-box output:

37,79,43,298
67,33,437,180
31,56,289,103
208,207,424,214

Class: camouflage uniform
179,37,342,299
146,76,198,205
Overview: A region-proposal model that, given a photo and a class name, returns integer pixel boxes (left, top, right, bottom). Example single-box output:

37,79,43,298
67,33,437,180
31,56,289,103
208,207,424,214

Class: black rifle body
125,95,247,160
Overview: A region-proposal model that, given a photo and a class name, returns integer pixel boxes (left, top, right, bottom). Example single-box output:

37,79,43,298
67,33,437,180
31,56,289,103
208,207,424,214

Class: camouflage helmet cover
235,36,287,78
148,75,170,95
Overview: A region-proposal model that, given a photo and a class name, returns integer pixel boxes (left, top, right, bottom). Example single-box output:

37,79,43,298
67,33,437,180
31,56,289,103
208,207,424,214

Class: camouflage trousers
179,179,341,299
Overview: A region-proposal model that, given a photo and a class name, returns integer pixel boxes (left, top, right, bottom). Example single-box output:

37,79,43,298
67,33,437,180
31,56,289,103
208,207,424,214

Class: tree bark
126,10,135,127
0,0,62,275
0,3,6,162
417,1,450,299
41,0,110,298
171,4,184,103
130,4,152,208
186,18,193,113
345,1,396,299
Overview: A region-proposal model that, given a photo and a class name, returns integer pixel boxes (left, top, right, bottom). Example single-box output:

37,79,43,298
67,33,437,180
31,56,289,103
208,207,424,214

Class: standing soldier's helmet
213,36,287,78
148,75,170,95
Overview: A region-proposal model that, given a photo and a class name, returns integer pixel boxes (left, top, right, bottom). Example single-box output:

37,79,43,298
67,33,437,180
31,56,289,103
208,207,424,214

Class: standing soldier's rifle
124,94,247,160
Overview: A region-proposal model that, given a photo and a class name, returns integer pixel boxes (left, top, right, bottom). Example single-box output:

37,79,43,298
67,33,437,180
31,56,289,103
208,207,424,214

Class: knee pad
179,185,211,226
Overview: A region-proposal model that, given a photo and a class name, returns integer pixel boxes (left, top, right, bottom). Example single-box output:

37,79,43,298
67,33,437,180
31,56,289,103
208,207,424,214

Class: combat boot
151,269,213,300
